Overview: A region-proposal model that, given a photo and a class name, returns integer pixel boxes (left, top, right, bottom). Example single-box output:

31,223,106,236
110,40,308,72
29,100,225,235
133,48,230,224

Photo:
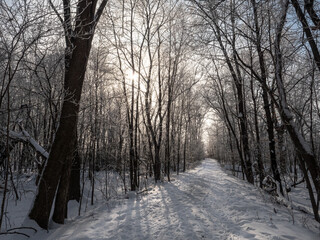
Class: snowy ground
3,158,320,239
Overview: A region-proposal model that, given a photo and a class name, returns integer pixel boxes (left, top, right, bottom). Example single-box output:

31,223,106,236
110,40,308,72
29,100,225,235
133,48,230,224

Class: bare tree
29,0,109,229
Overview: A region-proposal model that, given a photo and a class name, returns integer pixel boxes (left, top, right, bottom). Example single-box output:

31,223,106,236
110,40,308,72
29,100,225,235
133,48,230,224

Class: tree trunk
249,69,265,187
68,137,81,202
28,0,108,228
209,10,254,184
29,95,81,228
250,0,282,190
165,96,171,181
52,142,74,223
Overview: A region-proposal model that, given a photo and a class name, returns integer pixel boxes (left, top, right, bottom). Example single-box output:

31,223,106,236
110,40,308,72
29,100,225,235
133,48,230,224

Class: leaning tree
29,0,109,229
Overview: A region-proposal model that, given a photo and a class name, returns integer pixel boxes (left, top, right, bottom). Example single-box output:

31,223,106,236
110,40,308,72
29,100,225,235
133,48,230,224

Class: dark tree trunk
129,126,135,191
273,104,287,175
250,69,265,187
250,0,282,191
183,114,190,173
235,82,254,184
263,90,283,195
68,138,81,202
183,131,187,172
165,98,171,181
29,95,81,228
176,106,183,175
154,145,161,182
28,0,108,229
52,142,74,223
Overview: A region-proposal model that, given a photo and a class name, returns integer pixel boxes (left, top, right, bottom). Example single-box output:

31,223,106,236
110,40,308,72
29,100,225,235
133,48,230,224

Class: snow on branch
0,129,49,161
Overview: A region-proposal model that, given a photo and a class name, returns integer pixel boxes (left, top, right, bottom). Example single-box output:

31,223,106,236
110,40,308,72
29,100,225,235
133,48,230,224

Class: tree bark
68,137,81,202
29,0,108,229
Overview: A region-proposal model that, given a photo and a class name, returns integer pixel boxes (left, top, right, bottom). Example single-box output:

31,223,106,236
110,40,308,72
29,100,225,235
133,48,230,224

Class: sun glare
128,71,139,82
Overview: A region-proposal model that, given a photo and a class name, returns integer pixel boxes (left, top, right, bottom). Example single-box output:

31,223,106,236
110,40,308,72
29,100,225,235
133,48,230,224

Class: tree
191,0,254,184
29,0,109,229
273,0,320,221
193,0,320,222
0,0,48,230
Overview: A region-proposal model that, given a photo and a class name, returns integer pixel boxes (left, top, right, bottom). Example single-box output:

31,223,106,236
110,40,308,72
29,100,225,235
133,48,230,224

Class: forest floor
3,158,320,240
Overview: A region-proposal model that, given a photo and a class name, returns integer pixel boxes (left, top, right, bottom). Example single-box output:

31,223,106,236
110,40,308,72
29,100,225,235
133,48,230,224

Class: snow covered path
26,159,319,239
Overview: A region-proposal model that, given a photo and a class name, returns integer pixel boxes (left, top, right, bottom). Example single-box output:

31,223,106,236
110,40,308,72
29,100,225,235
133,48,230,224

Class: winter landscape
1,0,320,239
1,159,319,239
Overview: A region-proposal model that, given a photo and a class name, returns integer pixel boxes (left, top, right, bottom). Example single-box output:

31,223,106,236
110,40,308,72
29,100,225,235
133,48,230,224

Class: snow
2,159,320,239
1,129,49,161
21,130,49,159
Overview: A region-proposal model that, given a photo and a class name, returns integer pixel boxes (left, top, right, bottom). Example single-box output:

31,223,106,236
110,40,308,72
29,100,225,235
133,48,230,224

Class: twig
7,226,37,232
0,231,30,238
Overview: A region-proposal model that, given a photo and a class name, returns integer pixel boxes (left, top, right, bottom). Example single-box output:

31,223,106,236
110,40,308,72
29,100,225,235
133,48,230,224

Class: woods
198,0,320,221
0,0,320,233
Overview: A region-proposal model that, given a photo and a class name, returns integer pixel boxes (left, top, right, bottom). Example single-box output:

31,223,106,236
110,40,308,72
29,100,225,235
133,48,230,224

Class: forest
0,0,320,238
